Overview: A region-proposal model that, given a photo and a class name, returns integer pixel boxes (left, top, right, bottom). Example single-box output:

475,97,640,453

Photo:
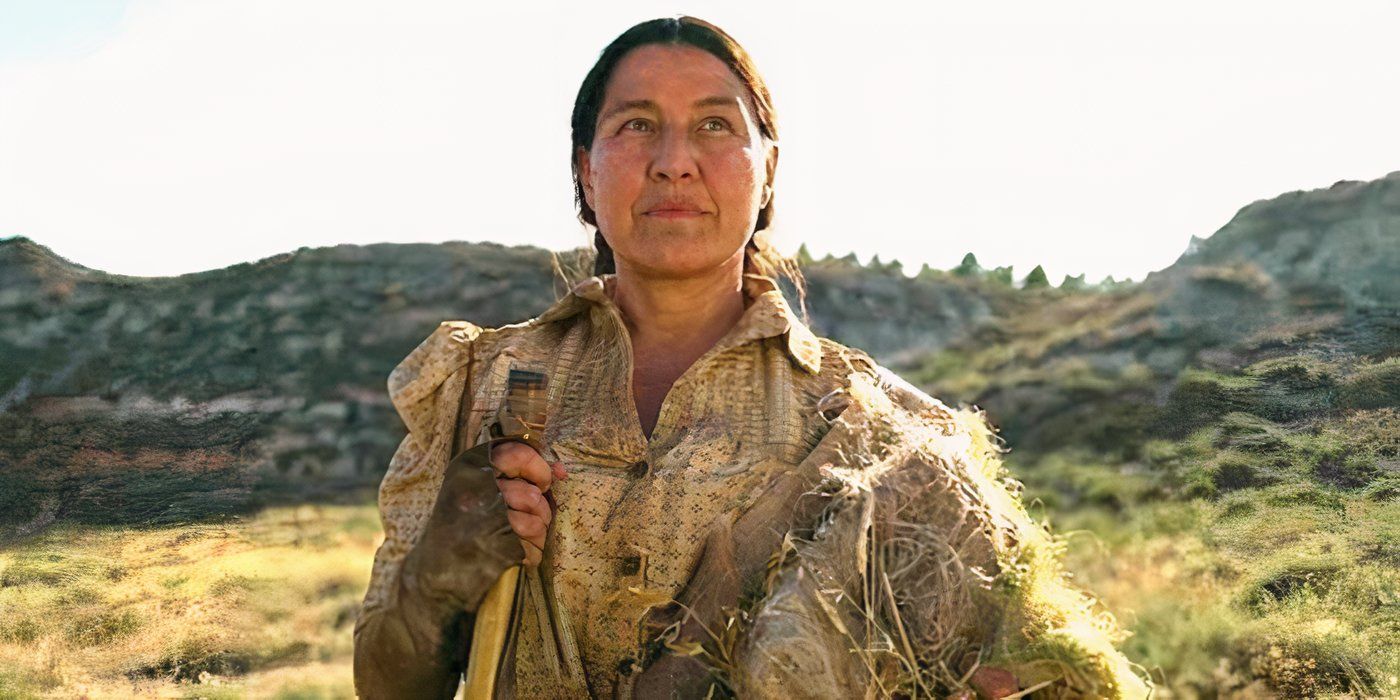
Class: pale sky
2,0,1397,283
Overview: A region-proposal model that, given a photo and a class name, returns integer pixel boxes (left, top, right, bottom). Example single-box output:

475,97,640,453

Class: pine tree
1023,265,1050,289
1059,273,1086,291
953,252,981,277
988,265,1014,287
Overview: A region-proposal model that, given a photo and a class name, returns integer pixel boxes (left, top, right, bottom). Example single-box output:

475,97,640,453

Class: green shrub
0,550,101,588
1250,383,1335,421
1337,357,1400,409
1263,484,1344,511
125,635,253,682
1314,453,1381,488
124,635,309,682
1209,451,1282,492
1217,494,1258,521
1330,408,1398,457
1235,612,1388,698
1243,354,1339,388
208,573,262,597
0,665,59,698
64,609,142,647
1214,412,1289,453
0,613,42,644
1327,561,1399,610
1363,476,1400,501
53,584,102,606
1182,467,1219,500
1160,369,1262,435
1243,559,1343,612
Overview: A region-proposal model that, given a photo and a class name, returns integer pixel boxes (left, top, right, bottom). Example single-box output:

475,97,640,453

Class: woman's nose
648,126,698,183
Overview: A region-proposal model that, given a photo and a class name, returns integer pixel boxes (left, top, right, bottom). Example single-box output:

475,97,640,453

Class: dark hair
568,16,806,317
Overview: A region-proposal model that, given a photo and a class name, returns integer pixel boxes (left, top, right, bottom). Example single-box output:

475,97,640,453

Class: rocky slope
920,173,1400,454
907,173,1399,697
0,235,1008,533
1,172,1394,528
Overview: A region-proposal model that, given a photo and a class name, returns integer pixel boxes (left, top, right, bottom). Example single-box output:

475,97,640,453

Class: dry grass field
0,501,380,698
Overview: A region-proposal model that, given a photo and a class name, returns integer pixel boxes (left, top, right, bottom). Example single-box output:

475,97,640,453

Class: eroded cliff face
1163,174,1400,310
0,240,562,532
0,235,1004,533
2,172,1396,535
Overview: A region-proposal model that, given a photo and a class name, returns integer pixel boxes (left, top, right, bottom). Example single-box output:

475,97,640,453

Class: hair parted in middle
565,15,807,319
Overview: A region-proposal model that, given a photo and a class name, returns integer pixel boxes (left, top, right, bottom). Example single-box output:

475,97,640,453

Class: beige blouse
357,271,1152,699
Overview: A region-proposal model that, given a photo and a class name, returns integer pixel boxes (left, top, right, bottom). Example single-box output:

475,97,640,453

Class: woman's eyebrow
599,96,743,123
691,95,742,111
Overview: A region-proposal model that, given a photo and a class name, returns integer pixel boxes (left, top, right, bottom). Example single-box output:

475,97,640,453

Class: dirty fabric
357,269,1151,699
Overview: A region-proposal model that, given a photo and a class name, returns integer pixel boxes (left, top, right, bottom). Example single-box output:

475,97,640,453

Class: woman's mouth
645,210,707,219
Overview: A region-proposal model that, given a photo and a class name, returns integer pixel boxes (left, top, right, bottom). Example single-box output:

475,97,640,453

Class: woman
354,16,1150,700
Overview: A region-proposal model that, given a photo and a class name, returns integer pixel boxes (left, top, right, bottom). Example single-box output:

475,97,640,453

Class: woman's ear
577,146,595,210
763,142,779,208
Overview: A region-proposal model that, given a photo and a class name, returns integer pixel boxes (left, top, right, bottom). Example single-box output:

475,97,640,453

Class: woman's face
578,43,777,280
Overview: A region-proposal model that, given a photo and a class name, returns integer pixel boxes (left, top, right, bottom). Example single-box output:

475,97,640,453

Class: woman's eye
624,119,651,132
701,118,730,132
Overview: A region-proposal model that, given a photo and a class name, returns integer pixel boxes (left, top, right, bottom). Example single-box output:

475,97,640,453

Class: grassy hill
906,175,1399,696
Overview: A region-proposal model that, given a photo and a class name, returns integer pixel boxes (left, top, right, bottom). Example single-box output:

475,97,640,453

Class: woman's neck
607,257,750,438
608,259,748,355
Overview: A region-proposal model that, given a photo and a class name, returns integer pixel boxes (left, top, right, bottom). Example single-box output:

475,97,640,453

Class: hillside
0,171,1396,696
907,173,1399,696
0,235,1014,534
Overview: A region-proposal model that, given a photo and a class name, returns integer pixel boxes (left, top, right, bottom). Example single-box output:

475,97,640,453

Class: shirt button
618,656,642,677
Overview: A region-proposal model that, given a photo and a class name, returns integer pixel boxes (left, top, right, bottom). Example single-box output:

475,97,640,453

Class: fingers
506,509,548,552
498,476,552,562
490,441,559,492
497,478,552,525
489,442,570,564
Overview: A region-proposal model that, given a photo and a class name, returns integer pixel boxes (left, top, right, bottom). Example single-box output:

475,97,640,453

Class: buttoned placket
496,273,827,698
575,273,806,461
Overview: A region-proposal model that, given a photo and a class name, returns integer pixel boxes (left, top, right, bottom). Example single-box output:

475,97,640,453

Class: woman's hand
970,665,1020,698
359,441,569,698
396,440,564,614
488,441,568,566
946,665,1019,699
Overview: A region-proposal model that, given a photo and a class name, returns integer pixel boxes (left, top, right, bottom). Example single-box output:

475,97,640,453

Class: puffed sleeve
731,365,1152,699
360,320,482,614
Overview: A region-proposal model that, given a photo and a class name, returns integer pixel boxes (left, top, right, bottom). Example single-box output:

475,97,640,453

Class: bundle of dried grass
697,371,1152,699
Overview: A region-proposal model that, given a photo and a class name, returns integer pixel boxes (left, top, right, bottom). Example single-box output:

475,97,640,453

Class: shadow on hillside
0,468,381,547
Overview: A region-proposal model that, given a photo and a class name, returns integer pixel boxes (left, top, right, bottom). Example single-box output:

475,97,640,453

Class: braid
592,230,616,276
